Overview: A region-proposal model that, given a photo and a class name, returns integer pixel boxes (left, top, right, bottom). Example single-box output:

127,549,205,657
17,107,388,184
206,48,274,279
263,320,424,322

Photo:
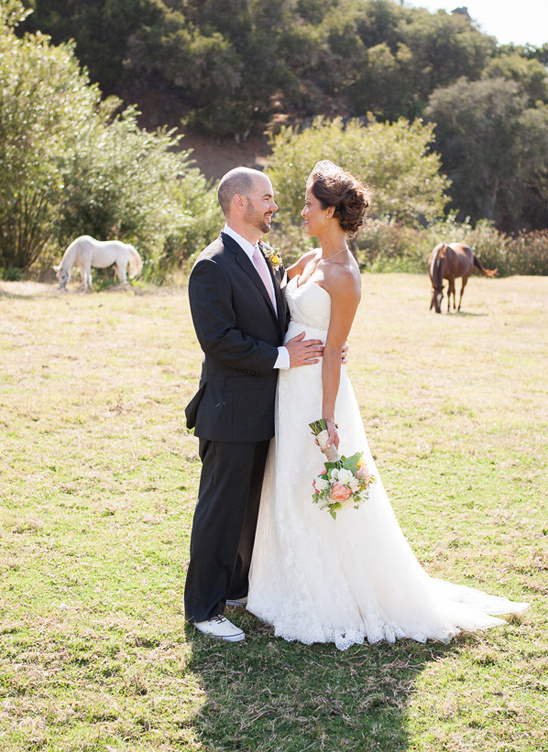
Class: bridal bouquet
310,419,376,520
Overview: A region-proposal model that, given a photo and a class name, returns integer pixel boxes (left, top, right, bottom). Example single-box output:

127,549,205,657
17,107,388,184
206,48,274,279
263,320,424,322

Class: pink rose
356,462,370,481
330,482,352,502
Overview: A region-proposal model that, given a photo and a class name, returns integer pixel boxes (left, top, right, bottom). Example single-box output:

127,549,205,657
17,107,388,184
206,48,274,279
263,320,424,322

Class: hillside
16,0,548,229
128,87,268,180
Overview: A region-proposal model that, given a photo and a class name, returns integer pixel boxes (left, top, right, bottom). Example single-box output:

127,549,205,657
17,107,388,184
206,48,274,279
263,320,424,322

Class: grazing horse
54,235,142,291
428,242,497,313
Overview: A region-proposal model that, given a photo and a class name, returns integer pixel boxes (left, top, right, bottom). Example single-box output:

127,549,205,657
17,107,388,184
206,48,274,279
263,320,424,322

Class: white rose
337,468,353,485
315,478,329,491
329,468,339,480
349,477,360,493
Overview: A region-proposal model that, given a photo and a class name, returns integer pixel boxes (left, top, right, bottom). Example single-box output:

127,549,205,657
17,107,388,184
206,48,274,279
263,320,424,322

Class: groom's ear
232,193,247,213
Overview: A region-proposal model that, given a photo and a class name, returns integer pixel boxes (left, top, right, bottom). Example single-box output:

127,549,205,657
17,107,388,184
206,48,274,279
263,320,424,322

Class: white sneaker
194,615,245,642
226,597,248,608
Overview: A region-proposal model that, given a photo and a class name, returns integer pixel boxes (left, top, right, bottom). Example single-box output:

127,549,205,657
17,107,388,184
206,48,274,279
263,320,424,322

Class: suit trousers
184,437,271,623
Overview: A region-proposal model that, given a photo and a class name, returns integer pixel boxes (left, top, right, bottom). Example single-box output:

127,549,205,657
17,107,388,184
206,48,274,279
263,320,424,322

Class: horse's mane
430,243,445,290
60,236,86,270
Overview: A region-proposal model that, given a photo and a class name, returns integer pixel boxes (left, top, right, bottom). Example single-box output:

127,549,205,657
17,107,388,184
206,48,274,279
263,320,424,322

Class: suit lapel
272,266,289,336
257,250,289,333
222,232,279,319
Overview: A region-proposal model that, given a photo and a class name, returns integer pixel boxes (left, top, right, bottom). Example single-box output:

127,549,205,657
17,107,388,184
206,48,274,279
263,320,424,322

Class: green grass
0,274,546,752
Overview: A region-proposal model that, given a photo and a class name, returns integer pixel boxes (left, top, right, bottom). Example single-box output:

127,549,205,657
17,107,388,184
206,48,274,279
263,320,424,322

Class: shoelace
211,615,227,624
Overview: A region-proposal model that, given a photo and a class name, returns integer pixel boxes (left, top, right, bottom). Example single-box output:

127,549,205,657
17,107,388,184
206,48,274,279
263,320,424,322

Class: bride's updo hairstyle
307,160,371,234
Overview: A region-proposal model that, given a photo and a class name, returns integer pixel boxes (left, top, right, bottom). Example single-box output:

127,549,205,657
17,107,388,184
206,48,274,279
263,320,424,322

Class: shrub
267,116,450,229
356,220,424,272
505,231,548,276
0,29,99,271
270,214,548,278
55,103,196,261
1,5,219,282
456,219,511,274
160,169,223,271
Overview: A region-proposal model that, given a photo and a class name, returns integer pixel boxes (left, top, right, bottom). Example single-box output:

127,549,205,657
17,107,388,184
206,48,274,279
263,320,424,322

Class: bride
247,160,528,650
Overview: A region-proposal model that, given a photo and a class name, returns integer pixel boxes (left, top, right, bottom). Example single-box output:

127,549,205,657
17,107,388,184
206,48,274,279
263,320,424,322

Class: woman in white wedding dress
247,161,528,650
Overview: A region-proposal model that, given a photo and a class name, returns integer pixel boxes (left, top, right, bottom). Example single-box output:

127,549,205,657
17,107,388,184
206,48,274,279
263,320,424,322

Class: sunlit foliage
268,116,450,228
0,2,219,275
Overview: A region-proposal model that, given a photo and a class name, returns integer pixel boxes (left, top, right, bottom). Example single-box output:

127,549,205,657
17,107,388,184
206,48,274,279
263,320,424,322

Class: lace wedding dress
247,276,528,650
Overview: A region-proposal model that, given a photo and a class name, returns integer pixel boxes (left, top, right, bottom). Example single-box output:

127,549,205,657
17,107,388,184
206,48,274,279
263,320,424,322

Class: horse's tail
128,246,143,278
472,253,497,277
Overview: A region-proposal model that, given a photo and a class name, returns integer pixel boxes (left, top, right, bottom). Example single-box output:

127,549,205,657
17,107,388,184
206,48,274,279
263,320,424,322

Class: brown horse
428,242,497,313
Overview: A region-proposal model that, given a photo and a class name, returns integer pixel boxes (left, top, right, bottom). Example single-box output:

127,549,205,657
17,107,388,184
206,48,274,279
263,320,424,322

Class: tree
426,76,548,230
0,0,31,27
23,0,165,93
397,8,495,99
484,53,548,106
0,4,218,274
267,116,450,228
56,105,187,249
350,42,414,121
498,41,548,68
513,106,548,229
20,0,499,138
0,23,99,270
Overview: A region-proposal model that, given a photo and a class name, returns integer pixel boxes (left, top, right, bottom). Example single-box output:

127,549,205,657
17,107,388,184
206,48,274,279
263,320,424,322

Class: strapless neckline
285,274,331,334
291,275,330,297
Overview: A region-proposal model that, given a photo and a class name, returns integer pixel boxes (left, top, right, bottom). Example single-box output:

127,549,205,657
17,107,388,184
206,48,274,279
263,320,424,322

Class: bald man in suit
184,167,323,641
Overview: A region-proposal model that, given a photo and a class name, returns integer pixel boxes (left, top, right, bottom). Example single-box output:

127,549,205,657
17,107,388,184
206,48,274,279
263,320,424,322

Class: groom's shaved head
218,167,263,216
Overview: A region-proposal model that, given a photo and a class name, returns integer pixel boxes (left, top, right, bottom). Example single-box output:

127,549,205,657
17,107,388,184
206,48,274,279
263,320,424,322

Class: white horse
54,235,143,291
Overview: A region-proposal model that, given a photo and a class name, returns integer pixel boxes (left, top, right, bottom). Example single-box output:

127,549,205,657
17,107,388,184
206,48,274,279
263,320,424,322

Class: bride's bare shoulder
286,248,320,279
323,258,361,301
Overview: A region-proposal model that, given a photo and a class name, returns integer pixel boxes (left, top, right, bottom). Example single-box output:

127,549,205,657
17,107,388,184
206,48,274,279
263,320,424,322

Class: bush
267,116,450,230
0,28,99,271
270,213,548,278
357,218,548,277
160,169,223,271
505,231,548,275
356,220,424,272
55,103,196,260
0,5,219,282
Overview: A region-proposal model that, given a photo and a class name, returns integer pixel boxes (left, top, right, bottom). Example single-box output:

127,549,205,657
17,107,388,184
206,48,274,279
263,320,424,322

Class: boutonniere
260,242,282,270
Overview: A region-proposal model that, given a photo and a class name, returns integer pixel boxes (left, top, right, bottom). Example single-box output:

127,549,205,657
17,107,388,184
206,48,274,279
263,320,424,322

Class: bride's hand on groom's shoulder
286,331,324,367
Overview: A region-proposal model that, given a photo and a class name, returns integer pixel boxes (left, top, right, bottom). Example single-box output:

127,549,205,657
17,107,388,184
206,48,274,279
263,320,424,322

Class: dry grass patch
0,275,546,752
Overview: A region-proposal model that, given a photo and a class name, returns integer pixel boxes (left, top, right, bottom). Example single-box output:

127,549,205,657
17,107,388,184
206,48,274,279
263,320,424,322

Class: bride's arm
321,269,361,449
285,249,318,280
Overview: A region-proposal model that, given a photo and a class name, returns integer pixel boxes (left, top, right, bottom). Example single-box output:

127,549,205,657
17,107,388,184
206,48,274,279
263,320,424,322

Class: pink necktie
252,245,276,309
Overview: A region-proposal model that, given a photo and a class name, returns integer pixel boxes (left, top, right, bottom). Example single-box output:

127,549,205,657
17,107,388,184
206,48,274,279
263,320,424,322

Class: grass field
0,273,547,752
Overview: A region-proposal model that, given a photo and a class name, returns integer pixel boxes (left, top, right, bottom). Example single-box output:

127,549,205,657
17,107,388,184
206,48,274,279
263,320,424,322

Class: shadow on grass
0,280,81,299
0,282,145,299
0,285,55,299
184,610,460,752
433,311,488,317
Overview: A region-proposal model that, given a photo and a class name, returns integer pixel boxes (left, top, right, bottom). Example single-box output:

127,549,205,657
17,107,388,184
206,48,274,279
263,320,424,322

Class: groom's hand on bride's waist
286,331,324,367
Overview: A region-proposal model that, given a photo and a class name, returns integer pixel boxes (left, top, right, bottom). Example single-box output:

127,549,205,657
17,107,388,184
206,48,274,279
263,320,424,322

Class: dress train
247,277,528,650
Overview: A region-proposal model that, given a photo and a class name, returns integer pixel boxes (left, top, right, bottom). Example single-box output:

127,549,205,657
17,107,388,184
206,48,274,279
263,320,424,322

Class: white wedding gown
247,276,528,650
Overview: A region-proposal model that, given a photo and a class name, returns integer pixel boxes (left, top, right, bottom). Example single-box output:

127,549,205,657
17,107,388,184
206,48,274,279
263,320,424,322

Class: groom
184,167,324,641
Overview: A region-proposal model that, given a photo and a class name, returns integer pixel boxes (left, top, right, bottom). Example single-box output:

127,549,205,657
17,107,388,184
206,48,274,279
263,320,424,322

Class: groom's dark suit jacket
185,232,289,441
